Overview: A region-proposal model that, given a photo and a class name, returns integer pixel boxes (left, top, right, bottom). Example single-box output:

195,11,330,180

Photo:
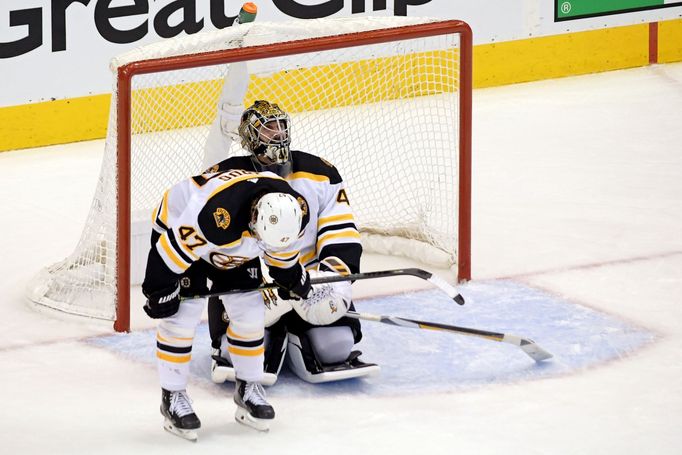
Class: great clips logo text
0,0,432,59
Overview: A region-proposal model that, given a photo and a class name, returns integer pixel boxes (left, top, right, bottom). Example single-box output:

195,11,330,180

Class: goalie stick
346,311,553,362
189,268,465,305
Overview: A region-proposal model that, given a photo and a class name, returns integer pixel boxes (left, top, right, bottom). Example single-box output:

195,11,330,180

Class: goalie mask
249,192,303,251
239,100,292,176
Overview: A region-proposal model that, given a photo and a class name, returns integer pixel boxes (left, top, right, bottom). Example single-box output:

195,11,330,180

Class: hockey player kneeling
285,268,380,383
205,97,379,386
210,262,380,385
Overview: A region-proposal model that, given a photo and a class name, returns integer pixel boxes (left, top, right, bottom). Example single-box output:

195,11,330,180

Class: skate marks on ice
85,280,653,396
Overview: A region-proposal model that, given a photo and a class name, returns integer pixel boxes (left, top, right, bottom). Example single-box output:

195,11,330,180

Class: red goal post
29,18,472,333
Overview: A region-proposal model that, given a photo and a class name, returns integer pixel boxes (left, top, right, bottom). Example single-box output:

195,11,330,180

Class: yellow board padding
1,49,458,152
2,23,682,153
127,49,459,135
244,50,459,113
131,79,222,133
473,23,649,88
658,18,682,63
0,93,111,152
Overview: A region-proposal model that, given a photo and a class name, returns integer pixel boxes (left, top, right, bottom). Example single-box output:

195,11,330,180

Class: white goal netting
26,17,470,329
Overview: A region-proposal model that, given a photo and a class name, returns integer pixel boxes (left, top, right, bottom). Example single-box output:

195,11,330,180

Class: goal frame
114,19,472,332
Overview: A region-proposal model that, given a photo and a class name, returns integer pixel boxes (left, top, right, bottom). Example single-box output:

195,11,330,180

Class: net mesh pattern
26,17,463,323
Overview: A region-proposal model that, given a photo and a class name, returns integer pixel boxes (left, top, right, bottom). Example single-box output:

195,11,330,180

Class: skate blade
163,420,198,442
234,407,271,432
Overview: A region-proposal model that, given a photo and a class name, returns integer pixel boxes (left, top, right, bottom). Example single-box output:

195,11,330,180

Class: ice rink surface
1,62,681,454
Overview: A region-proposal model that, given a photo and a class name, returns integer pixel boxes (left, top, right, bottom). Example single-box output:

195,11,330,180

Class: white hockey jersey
149,169,309,277
208,151,362,275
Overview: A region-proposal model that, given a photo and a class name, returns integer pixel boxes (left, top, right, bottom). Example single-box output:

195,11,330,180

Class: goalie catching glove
143,282,181,319
291,269,352,325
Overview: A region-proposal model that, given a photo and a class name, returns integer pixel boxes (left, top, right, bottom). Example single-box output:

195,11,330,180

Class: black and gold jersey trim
289,150,343,185
167,230,194,264
318,222,358,237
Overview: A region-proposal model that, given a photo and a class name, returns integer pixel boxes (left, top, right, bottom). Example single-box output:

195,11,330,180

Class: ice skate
234,379,275,431
160,389,201,441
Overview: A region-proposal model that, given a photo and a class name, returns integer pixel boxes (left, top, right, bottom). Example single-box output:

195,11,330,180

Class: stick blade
520,339,553,362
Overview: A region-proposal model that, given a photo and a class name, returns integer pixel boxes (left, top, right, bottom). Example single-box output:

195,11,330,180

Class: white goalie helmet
250,192,303,251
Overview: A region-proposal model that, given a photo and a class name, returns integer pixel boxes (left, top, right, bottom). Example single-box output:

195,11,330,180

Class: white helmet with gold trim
250,192,302,251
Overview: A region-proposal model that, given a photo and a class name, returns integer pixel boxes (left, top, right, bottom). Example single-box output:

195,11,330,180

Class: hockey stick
346,310,553,362
192,268,465,305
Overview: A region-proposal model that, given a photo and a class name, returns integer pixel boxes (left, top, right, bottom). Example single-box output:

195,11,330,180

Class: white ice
1,62,681,454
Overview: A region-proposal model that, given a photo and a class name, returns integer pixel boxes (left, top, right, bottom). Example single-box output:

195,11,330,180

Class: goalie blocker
208,296,379,384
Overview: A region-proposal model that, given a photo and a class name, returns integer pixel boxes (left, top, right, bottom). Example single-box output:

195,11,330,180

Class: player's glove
262,289,294,327
291,270,351,325
275,267,311,301
143,282,181,319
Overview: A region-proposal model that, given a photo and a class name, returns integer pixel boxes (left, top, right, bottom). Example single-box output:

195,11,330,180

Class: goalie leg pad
307,325,354,364
211,321,287,386
286,329,380,384
285,302,364,343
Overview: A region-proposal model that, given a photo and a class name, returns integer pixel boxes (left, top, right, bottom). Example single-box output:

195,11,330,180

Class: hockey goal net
26,17,472,332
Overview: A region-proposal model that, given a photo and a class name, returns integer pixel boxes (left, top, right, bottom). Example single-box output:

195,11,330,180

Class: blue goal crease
85,280,654,397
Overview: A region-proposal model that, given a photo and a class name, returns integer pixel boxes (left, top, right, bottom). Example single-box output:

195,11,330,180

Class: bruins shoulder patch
297,196,309,216
213,207,231,229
